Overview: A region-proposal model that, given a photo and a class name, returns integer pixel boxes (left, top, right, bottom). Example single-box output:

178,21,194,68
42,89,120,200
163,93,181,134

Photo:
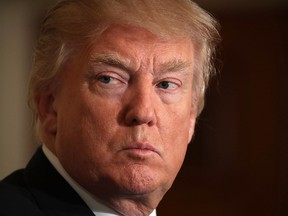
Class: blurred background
0,0,287,215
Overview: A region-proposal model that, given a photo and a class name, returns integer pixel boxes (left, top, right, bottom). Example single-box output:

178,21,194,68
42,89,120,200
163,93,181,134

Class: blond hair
29,0,220,137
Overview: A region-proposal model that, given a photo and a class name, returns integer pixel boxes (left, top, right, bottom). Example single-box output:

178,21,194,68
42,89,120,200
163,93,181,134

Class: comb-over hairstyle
29,0,220,137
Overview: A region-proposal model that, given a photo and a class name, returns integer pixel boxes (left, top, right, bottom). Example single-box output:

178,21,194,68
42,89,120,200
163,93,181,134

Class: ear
188,107,197,143
35,90,57,137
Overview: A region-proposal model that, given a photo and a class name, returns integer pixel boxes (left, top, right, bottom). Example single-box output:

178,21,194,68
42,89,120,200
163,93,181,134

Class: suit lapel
24,147,95,216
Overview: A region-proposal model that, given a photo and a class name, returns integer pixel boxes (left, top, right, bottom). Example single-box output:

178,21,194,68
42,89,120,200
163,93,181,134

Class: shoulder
0,170,44,216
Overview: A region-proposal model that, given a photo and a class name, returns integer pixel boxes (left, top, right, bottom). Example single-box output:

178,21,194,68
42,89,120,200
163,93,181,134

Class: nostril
124,107,157,126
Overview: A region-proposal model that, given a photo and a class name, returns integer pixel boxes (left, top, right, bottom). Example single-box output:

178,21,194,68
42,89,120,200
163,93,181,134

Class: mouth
121,142,160,157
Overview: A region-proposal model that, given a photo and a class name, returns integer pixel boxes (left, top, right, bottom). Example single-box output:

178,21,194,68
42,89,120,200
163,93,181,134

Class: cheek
55,111,115,186
169,131,189,165
164,107,193,141
161,111,192,169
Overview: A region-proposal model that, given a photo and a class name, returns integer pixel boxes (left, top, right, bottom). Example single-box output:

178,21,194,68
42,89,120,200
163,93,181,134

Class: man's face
49,26,196,202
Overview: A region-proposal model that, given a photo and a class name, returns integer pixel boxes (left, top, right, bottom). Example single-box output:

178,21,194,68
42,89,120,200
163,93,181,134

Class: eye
98,75,114,84
97,74,125,85
156,81,178,90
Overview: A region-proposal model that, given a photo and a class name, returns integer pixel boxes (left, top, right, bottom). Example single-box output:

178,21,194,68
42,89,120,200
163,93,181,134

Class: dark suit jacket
0,148,94,216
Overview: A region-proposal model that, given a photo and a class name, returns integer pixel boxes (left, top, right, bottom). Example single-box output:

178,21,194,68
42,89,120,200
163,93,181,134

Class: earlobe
188,118,196,143
188,109,197,143
35,92,57,136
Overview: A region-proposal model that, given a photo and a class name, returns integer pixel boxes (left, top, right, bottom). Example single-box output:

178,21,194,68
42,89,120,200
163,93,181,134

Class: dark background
158,1,288,215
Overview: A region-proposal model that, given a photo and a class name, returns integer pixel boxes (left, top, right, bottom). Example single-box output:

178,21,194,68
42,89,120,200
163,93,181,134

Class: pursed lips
121,142,161,157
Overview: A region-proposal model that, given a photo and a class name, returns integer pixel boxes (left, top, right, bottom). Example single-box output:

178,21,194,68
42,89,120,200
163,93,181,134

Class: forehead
89,25,195,67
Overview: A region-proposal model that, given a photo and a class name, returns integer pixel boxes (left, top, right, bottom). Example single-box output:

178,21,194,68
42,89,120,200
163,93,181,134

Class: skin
37,25,197,216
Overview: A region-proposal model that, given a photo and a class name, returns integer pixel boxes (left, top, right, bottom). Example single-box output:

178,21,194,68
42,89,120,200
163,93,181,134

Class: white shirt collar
42,145,157,216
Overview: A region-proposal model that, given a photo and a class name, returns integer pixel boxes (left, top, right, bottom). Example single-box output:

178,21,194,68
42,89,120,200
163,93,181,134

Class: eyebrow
89,53,132,72
158,59,193,76
89,53,192,76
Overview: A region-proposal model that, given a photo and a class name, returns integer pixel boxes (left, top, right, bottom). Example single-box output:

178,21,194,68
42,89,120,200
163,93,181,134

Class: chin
116,164,167,196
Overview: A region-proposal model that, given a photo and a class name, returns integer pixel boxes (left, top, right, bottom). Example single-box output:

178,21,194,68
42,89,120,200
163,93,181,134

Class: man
0,0,220,215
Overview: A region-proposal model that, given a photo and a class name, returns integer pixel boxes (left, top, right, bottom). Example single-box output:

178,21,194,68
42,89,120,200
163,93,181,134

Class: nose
124,86,157,126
